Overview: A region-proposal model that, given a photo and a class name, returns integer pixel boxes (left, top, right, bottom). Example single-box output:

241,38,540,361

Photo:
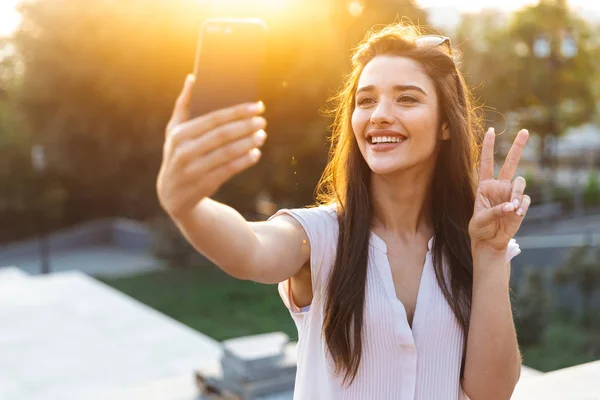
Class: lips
366,129,408,142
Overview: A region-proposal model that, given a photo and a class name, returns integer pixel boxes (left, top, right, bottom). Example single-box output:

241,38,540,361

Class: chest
385,245,428,327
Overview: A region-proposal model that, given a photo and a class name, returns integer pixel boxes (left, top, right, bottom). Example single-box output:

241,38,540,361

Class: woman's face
351,55,449,176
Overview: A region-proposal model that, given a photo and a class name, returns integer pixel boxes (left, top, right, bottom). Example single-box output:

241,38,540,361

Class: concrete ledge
0,218,151,262
513,360,600,399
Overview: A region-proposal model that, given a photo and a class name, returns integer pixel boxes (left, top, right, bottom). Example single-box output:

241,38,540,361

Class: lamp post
532,29,577,186
31,145,51,274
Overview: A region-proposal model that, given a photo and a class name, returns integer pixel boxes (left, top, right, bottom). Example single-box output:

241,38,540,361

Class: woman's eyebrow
393,84,427,96
356,84,427,96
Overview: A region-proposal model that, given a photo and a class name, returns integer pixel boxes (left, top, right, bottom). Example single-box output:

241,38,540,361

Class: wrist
471,243,510,285
471,239,508,260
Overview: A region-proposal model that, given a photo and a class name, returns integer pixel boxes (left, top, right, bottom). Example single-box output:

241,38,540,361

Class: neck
370,166,434,242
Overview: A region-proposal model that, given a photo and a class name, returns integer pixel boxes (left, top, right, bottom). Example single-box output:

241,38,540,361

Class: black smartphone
189,18,268,119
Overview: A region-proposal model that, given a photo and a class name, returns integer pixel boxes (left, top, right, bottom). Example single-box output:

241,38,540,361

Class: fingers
479,127,496,182
176,116,267,166
172,101,265,145
209,148,263,184
185,129,267,176
510,176,527,210
498,129,529,182
476,193,530,232
477,201,516,227
166,74,196,135
516,194,531,217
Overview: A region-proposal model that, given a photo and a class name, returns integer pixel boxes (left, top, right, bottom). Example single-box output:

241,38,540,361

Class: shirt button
401,343,415,351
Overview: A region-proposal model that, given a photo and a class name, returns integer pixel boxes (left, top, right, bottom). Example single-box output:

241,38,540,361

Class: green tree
12,0,208,226
0,37,40,242
458,0,598,171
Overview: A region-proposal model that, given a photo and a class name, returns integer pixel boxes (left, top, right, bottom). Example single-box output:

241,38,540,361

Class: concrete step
0,270,222,400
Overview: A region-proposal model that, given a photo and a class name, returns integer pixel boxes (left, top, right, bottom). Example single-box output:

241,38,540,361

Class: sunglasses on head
415,35,452,56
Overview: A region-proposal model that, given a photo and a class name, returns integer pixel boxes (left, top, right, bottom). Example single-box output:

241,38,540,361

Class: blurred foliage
584,168,600,207
554,245,600,329
514,268,552,346
515,259,600,371
8,0,201,229
521,318,599,372
457,0,599,167
0,0,426,243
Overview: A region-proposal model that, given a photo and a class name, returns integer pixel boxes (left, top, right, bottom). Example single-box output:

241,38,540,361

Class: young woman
157,23,530,400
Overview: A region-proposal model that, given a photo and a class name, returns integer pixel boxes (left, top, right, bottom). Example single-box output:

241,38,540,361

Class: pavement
0,269,222,400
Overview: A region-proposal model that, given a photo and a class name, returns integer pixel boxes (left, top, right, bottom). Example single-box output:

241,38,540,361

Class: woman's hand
468,128,530,255
157,74,267,220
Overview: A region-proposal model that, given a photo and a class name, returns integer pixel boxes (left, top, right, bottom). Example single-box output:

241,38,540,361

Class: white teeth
371,136,404,144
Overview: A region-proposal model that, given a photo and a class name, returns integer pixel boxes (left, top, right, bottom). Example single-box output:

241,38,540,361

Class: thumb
475,202,515,227
166,74,196,134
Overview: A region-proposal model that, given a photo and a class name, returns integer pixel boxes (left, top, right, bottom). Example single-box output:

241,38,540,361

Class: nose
369,99,395,126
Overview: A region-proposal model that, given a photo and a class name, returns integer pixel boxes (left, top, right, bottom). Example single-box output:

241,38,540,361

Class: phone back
190,18,268,119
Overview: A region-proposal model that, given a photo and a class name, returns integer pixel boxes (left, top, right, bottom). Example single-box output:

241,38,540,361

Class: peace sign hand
468,128,530,254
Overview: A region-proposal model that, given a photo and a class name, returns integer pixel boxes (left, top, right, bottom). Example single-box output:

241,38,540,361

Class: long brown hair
315,24,483,385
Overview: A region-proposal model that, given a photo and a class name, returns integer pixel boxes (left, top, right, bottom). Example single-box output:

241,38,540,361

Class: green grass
100,263,297,341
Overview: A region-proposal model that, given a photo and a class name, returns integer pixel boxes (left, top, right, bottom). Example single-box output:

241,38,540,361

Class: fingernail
516,208,524,216
512,198,520,208
186,74,195,85
503,203,514,213
253,129,267,143
487,127,495,134
250,148,261,161
248,101,265,113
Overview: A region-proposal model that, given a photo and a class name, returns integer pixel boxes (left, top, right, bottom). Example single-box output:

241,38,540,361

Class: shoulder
268,203,340,279
267,203,339,229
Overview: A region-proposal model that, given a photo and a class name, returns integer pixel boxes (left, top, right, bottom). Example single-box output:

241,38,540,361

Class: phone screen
189,18,268,119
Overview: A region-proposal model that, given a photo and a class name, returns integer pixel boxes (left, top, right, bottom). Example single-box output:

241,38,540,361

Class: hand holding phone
157,18,269,220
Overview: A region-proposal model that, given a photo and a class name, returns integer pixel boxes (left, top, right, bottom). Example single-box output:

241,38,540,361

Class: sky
1,0,600,37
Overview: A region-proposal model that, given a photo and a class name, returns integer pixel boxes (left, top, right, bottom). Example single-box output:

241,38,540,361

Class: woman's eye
397,95,418,104
357,98,375,106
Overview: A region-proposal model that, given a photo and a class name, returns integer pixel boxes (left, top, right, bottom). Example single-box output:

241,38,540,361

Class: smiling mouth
369,136,406,144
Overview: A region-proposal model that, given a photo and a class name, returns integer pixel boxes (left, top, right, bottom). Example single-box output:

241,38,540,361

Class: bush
551,185,574,210
513,268,551,347
521,318,599,372
584,169,600,207
523,170,538,191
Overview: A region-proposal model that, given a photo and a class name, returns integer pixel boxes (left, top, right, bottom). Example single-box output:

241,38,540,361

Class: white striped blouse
269,204,521,400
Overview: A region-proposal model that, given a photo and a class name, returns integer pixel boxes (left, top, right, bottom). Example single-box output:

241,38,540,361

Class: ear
440,122,450,140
